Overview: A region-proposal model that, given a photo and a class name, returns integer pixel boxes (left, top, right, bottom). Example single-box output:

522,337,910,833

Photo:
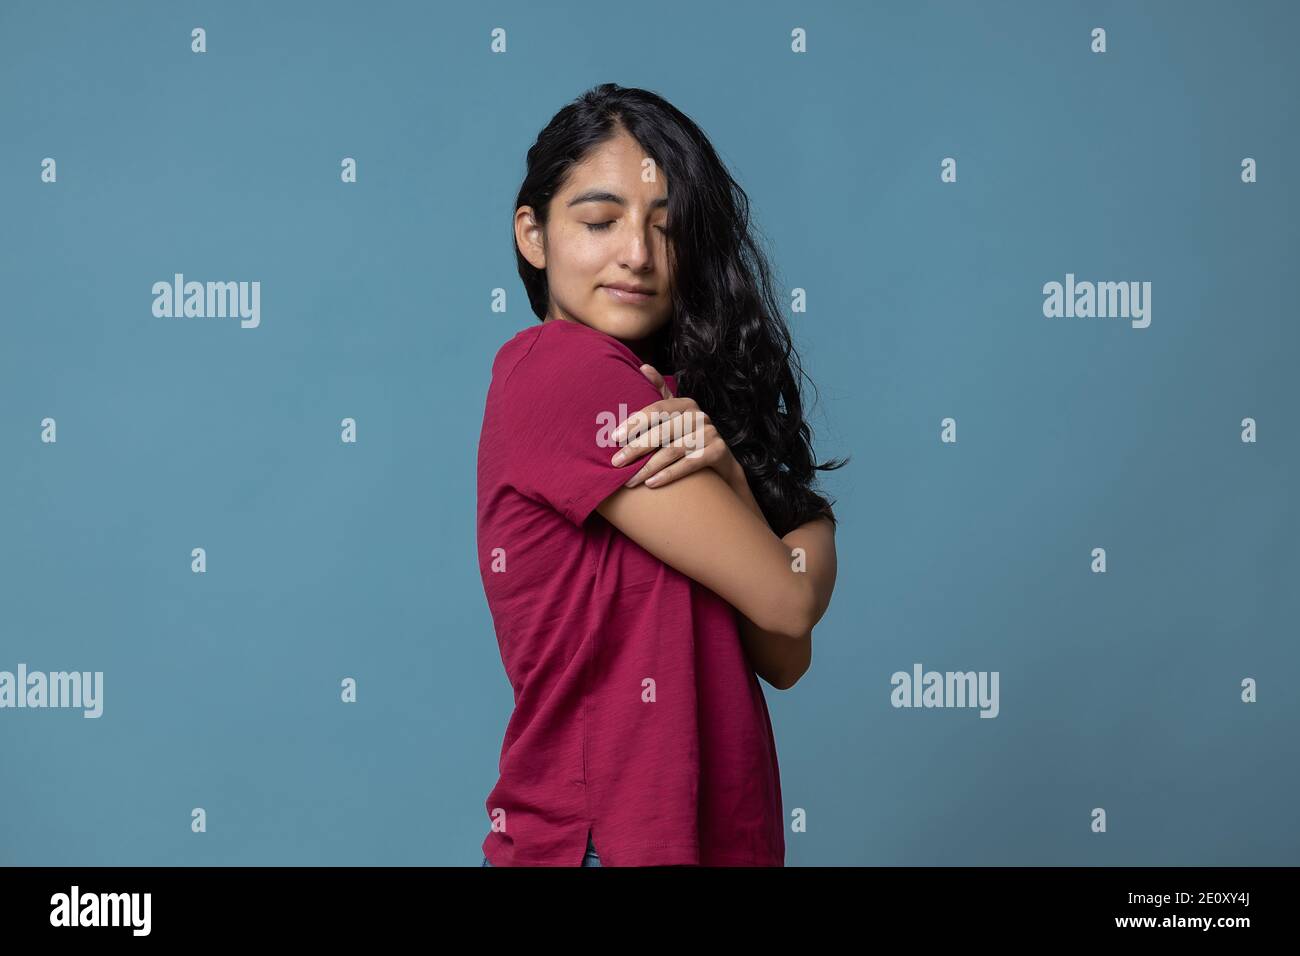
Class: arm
782,515,837,628
595,467,815,644
604,364,836,688
718,459,836,689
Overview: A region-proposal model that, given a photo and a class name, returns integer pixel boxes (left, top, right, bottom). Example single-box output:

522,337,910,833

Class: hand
609,364,743,490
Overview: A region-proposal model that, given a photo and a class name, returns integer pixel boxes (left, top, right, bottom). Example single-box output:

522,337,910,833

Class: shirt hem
483,836,782,868
561,451,649,527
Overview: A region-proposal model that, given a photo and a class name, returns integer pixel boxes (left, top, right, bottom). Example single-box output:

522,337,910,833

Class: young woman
476,83,845,867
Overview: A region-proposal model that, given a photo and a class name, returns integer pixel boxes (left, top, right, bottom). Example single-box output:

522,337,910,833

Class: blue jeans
482,831,602,867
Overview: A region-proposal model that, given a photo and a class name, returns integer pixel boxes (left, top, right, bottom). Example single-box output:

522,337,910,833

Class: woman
477,83,845,867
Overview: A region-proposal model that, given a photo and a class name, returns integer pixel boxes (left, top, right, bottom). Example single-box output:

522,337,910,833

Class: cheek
551,229,607,281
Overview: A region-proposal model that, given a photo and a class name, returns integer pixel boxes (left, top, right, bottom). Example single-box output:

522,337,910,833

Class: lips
602,285,655,303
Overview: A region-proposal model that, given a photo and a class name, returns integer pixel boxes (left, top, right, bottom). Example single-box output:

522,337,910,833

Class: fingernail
611,450,625,465
645,474,662,486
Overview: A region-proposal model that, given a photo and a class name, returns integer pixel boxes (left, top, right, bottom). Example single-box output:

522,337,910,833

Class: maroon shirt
476,318,785,866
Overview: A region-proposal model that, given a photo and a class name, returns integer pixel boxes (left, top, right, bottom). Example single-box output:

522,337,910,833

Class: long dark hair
514,83,846,538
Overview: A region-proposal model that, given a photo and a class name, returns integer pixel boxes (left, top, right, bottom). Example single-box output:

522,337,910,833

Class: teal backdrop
1,0,1296,865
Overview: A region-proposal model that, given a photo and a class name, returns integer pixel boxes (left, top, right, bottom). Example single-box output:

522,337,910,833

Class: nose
617,221,656,272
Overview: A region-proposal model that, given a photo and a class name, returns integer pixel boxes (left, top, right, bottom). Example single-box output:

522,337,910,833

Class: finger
639,364,674,400
634,409,707,453
622,408,693,457
610,398,693,444
610,436,651,467
611,407,652,447
625,444,688,488
644,447,704,488
677,423,719,461
632,431,720,489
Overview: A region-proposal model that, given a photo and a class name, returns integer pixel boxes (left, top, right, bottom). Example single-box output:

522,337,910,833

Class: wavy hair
514,83,847,538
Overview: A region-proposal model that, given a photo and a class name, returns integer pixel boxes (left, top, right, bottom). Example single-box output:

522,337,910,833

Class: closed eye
585,222,668,234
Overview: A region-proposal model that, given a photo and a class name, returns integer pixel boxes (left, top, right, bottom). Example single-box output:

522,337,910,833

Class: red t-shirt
476,317,785,866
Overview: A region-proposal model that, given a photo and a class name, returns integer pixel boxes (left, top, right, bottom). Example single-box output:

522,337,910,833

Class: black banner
0,866,1280,939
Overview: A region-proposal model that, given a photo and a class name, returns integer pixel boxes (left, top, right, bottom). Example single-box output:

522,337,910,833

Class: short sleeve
497,323,665,527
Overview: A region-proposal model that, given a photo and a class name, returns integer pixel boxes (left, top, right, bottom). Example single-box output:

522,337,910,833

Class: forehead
562,132,669,198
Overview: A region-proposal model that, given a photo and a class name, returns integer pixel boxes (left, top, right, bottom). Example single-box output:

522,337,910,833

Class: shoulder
488,324,543,384
496,320,645,394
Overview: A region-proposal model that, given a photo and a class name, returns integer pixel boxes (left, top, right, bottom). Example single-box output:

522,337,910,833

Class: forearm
720,455,766,523
781,515,837,628
718,458,817,689
723,455,837,628
735,609,810,690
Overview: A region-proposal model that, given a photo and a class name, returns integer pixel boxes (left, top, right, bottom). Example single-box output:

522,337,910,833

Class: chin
592,310,670,342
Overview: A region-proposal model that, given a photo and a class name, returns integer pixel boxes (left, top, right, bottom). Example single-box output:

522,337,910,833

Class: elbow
759,607,811,645
769,630,812,690
751,574,817,643
783,575,819,641
768,580,816,689
749,571,818,642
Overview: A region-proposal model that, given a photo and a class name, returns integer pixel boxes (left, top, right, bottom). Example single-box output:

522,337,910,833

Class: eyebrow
566,189,668,210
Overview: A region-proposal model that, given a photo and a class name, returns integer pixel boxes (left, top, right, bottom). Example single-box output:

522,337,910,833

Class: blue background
1,0,1296,865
